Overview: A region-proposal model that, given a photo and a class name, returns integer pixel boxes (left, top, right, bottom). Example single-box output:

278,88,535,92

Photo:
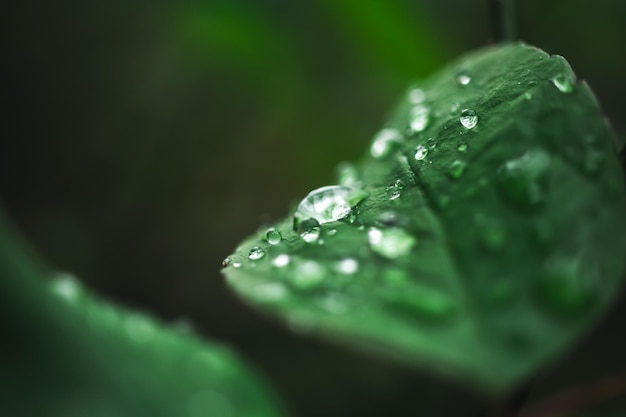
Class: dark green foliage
0,211,286,417
223,43,626,393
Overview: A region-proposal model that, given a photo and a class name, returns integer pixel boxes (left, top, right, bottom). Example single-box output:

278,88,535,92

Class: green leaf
0,209,286,417
223,43,626,393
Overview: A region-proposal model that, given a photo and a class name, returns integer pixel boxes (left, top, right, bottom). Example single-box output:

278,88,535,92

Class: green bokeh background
2,1,626,416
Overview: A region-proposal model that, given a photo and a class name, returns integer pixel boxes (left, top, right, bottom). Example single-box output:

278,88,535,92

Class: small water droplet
272,254,290,268
456,68,471,86
497,149,551,205
408,105,430,132
248,246,266,260
337,162,361,187
414,145,428,161
385,179,405,200
524,91,533,100
264,228,282,245
50,273,82,303
459,109,478,129
368,227,416,259
327,228,337,236
426,137,437,149
457,142,468,153
232,261,242,268
447,160,467,179
293,185,369,230
371,128,403,158
335,258,359,275
301,226,321,243
221,257,232,268
292,260,325,290
407,87,426,104
551,74,574,93
537,255,597,313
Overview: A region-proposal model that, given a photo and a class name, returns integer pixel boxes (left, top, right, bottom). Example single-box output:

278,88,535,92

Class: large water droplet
460,109,478,129
456,68,471,86
292,260,325,290
264,228,282,245
551,74,574,93
371,128,403,158
335,258,359,275
414,145,428,161
537,255,597,313
293,185,368,231
407,87,426,104
248,246,266,260
368,227,416,259
408,105,430,132
497,149,551,205
447,159,467,179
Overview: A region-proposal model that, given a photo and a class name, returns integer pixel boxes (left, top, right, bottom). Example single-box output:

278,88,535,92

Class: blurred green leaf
223,43,626,393
0,209,287,417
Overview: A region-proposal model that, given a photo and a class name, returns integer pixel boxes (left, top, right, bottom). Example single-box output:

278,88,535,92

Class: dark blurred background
2,1,626,416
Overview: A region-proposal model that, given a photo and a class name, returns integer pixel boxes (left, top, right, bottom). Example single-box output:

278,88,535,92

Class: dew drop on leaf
408,105,430,132
248,247,266,260
386,179,405,200
272,254,290,268
456,68,471,86
426,137,437,149
264,228,282,245
371,128,403,158
293,185,368,230
457,142,468,153
414,145,428,161
407,87,426,104
460,109,478,129
368,227,416,259
448,159,467,179
50,273,82,303
551,74,574,93
335,258,359,275
497,149,551,205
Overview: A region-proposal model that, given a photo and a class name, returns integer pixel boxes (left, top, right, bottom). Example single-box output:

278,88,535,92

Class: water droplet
368,227,416,259
50,273,82,303
537,255,597,312
457,142,468,153
301,226,321,243
264,228,282,245
293,185,368,230
272,254,290,268
426,137,437,149
497,149,551,205
459,109,478,129
551,74,574,93
335,258,359,275
232,261,242,268
327,228,337,236
407,87,425,104
248,246,266,260
221,257,232,268
292,260,325,290
456,68,471,86
337,162,361,187
414,145,428,161
447,160,467,179
408,105,430,132
385,179,405,200
371,128,403,158
524,91,533,100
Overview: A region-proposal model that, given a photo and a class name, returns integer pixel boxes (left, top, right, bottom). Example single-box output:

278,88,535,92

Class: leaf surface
223,43,626,392
0,210,286,417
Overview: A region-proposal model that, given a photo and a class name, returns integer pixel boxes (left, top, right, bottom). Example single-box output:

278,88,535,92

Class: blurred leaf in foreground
223,43,626,394
0,209,287,417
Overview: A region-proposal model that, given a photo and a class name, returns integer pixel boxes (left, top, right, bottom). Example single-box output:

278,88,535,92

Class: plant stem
489,0,517,42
